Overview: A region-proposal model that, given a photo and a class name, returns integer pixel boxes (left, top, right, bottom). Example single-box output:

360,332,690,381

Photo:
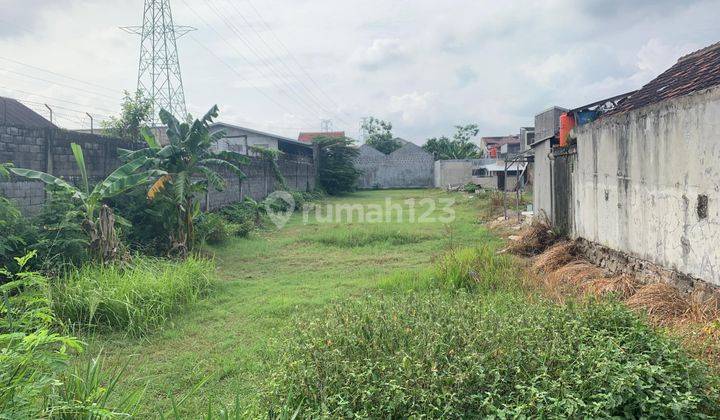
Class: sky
0,0,718,143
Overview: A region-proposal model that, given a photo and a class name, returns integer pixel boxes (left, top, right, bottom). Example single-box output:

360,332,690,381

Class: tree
362,117,401,154
314,136,361,195
423,124,482,160
102,90,153,141
10,144,159,262
121,106,249,255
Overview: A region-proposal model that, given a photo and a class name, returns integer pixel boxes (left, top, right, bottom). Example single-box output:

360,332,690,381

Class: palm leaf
174,172,188,203
210,150,251,166
209,129,226,145
92,157,149,198
70,143,89,195
159,109,183,146
196,165,226,191
200,158,245,179
9,168,80,197
0,163,12,179
141,126,161,150
95,171,154,199
148,174,172,200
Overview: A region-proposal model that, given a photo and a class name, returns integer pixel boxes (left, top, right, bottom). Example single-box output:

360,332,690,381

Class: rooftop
211,122,313,148
611,41,720,114
298,131,345,143
0,96,56,129
481,135,520,147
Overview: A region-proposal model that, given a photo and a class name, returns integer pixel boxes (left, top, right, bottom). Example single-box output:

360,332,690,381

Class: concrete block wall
355,143,434,189
0,124,317,214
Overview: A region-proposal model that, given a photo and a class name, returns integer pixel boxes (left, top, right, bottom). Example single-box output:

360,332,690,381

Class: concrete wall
532,139,553,218
535,107,566,142
434,160,472,188
572,85,720,286
355,143,434,189
0,124,317,214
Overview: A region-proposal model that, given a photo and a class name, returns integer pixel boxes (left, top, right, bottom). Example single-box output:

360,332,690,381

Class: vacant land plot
90,189,719,417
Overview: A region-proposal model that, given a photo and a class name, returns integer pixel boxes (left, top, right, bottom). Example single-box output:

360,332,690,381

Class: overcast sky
0,0,718,143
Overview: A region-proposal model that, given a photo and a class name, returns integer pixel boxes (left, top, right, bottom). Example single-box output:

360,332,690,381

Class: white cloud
388,91,437,124
350,38,409,70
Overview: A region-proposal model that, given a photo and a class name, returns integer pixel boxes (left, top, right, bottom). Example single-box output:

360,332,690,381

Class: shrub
108,186,176,255
313,136,361,195
52,256,216,336
268,292,720,418
306,227,433,248
0,196,36,273
432,246,516,291
195,212,231,245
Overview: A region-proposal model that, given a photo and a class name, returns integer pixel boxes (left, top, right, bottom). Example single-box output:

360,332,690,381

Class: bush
314,136,361,195
108,187,176,255
0,196,36,273
268,292,720,418
306,227,434,248
195,212,230,245
52,256,216,336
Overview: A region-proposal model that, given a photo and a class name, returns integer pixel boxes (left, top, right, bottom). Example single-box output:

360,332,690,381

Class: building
298,131,345,143
481,135,520,158
211,122,314,159
0,96,56,129
355,142,434,189
532,41,720,287
519,127,535,152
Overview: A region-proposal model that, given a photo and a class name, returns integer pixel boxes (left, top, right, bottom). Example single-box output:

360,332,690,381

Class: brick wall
0,124,317,214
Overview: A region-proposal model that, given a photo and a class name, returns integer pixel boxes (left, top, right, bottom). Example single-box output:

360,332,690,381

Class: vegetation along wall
0,124,316,214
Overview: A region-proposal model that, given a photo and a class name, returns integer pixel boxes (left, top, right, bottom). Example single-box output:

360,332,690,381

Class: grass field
91,189,498,416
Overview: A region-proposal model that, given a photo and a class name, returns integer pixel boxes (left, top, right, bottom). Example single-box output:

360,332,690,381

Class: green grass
52,256,216,336
83,189,718,417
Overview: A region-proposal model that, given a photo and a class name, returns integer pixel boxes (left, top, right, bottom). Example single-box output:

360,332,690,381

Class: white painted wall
434,160,472,188
532,139,553,218
211,125,279,156
572,86,720,285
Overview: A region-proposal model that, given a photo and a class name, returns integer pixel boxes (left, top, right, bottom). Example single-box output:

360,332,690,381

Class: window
526,132,535,145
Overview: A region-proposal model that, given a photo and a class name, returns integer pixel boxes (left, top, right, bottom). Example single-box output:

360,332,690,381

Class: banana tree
10,143,163,262
119,105,249,255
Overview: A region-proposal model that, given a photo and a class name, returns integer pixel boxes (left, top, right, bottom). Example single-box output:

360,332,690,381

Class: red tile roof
298,131,345,143
611,41,720,114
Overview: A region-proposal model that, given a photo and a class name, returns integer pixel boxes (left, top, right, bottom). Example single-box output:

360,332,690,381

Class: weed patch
268,292,720,418
305,227,434,248
52,257,216,336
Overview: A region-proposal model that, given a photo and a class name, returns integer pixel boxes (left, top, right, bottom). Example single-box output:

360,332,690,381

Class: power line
7,96,111,119
0,67,120,101
0,56,122,94
178,0,317,126
221,0,350,125
244,0,353,120
0,84,117,115
200,0,327,122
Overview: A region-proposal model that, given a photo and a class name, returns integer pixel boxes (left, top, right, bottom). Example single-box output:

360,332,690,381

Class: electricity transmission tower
320,119,333,132
121,0,195,123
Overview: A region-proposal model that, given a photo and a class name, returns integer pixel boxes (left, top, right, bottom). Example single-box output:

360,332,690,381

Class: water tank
559,113,575,147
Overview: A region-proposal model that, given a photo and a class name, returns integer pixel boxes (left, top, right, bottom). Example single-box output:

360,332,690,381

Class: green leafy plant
362,117,400,154
122,106,249,255
195,212,231,245
0,196,37,274
250,146,286,189
314,136,361,195
423,124,482,160
11,143,160,262
101,90,153,142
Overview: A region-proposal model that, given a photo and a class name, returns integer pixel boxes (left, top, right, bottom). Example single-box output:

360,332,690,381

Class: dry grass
506,215,558,256
544,262,605,298
626,283,691,323
688,290,720,323
582,274,639,300
533,241,577,273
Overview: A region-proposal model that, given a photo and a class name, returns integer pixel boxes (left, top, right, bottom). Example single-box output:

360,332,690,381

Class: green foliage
127,106,250,254
0,252,83,418
101,90,154,142
107,186,176,255
11,143,160,262
31,188,89,272
52,256,216,336
314,136,361,195
362,117,400,154
195,212,231,245
269,290,720,418
0,196,36,273
423,124,482,160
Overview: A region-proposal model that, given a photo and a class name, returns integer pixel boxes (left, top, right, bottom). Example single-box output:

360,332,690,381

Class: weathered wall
0,124,316,214
532,139,553,218
356,143,434,189
434,160,472,188
572,85,720,286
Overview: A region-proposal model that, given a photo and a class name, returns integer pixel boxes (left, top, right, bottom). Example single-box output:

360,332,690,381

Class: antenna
121,0,195,124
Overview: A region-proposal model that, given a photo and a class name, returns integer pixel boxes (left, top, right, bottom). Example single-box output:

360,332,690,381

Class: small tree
102,90,153,141
362,117,401,154
10,144,160,262
314,136,361,195
122,106,249,255
423,124,481,160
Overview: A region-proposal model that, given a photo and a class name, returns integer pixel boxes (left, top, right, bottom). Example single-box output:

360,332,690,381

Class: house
211,122,314,159
533,41,720,288
519,127,535,152
298,131,345,143
481,135,520,158
0,96,56,129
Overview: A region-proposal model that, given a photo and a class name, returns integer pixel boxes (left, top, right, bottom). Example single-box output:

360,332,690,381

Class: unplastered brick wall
0,124,317,214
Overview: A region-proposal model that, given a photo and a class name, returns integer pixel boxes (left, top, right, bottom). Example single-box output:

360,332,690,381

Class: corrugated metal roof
0,96,56,129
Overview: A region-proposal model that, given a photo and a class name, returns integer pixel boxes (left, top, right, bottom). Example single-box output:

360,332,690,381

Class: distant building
0,96,56,129
211,122,314,159
519,127,535,152
298,131,345,143
481,135,520,158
